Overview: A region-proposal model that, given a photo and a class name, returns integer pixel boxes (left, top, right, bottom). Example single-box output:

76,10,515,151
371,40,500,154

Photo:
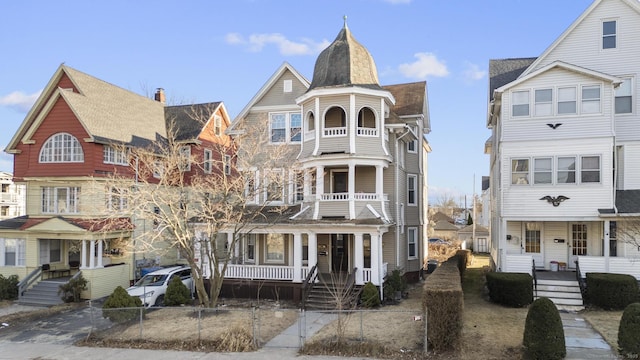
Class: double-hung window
407,125,418,153
602,20,616,49
214,115,222,136
581,156,600,183
615,78,632,114
265,233,285,264
407,174,417,205
533,158,552,184
107,187,128,211
103,145,128,165
224,155,231,175
534,89,552,116
512,91,530,117
407,227,417,259
264,169,284,203
1,238,26,266
42,187,80,214
203,149,212,174
581,85,601,114
557,157,576,184
179,146,191,171
557,87,577,114
270,112,302,143
245,234,256,263
511,159,529,185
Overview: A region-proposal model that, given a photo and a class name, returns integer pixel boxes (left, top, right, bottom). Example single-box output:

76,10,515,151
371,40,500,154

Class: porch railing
323,127,347,137
575,260,587,298
17,266,43,300
301,264,318,310
224,264,294,281
356,127,378,136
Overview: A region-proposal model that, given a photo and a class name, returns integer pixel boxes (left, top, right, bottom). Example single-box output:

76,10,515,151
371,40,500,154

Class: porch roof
599,190,640,215
0,215,133,232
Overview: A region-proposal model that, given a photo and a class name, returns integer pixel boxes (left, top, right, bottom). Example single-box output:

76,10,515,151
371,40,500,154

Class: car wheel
155,295,165,307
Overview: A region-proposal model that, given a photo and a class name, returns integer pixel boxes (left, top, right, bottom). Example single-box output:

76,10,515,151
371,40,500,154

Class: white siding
621,143,640,189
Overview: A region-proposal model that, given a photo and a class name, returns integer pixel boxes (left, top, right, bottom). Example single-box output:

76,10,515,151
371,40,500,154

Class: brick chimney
154,88,165,103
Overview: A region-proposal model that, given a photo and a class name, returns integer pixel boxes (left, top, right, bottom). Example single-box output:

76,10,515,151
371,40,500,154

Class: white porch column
316,166,324,198
80,240,87,269
604,220,610,272
371,232,380,286
293,232,302,282
234,234,240,263
89,240,96,269
308,232,318,271
226,232,234,259
97,240,103,268
375,165,384,196
303,170,310,198
348,163,355,219
354,233,364,285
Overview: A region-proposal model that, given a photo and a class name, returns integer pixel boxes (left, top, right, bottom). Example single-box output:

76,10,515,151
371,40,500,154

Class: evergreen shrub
523,297,566,360
618,302,640,357
486,272,533,307
102,286,143,323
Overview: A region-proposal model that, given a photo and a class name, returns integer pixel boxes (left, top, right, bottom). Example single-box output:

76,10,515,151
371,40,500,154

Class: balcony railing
357,127,378,137
224,264,295,281
318,193,387,201
0,193,17,203
323,127,347,137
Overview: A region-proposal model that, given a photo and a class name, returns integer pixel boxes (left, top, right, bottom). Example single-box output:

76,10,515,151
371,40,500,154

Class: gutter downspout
395,126,413,268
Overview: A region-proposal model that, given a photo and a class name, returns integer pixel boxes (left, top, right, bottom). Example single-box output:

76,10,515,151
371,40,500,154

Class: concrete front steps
17,280,65,307
534,279,584,311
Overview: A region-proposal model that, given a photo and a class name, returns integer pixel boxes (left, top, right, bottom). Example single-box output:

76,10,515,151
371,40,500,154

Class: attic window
39,132,84,163
602,20,616,49
284,80,293,93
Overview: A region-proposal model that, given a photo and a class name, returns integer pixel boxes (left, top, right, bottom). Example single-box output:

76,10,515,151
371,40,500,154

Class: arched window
306,111,315,131
324,107,346,128
357,107,376,128
39,132,84,163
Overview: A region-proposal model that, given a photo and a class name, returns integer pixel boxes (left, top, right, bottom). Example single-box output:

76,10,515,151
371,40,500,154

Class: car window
135,274,167,287
179,269,191,280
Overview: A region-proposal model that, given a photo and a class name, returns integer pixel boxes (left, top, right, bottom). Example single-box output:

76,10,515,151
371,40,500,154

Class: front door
569,223,588,268
331,234,349,272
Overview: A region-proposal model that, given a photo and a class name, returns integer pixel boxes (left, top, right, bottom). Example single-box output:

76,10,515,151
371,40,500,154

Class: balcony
356,127,378,137
323,127,347,137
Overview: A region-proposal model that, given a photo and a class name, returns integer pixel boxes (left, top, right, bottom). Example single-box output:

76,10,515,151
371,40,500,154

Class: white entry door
524,223,543,267
569,223,588,269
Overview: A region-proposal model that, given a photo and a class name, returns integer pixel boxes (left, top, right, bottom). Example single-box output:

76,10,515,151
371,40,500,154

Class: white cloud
398,52,449,79
225,32,329,56
0,90,41,112
462,62,487,81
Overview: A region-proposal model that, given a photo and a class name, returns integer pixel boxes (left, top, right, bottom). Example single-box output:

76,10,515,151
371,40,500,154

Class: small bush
0,274,19,300
58,273,88,303
486,272,533,307
586,273,639,310
102,286,143,323
618,302,640,357
164,276,191,306
383,269,406,303
523,297,566,360
360,282,380,308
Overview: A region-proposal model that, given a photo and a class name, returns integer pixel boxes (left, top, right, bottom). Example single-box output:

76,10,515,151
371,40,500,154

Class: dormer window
603,20,616,49
103,145,128,165
283,79,292,93
39,132,84,163
214,115,222,136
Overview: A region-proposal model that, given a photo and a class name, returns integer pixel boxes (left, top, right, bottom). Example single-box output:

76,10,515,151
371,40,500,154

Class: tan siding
354,137,385,156
382,231,396,269
354,167,375,193
82,264,132,299
255,70,306,107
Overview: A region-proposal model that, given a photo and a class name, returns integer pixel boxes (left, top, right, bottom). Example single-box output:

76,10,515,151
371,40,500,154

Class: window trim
407,174,418,206
203,149,213,174
580,155,601,184
615,77,633,114
557,87,577,115
39,132,84,163
41,186,80,214
269,112,302,144
534,88,553,117
407,227,418,260
602,19,617,50
0,238,26,266
512,90,530,117
511,158,530,185
264,233,285,264
533,157,552,185
581,84,601,114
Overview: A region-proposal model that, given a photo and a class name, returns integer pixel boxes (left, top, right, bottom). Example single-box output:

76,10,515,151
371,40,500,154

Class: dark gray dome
308,22,382,91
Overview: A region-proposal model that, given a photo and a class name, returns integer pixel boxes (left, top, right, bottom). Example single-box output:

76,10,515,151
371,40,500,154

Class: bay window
42,187,80,213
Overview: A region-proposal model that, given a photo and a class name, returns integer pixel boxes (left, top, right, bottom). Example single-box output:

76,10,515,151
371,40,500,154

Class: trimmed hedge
423,258,463,352
523,297,566,360
586,273,639,310
454,249,472,277
486,272,533,307
618,302,640,358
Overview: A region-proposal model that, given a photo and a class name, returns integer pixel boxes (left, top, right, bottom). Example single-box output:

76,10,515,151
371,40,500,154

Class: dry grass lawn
582,310,623,352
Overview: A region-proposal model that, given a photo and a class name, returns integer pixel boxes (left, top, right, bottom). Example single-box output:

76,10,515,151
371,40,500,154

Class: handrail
532,259,537,297
575,260,587,297
17,266,43,300
301,264,318,309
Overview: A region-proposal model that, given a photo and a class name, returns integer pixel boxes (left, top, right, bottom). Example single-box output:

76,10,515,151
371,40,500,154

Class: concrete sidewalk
561,312,618,359
264,311,338,349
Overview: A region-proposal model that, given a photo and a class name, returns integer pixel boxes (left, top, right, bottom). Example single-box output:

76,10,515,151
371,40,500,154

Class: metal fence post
139,307,143,338
359,310,364,341
197,308,202,341
87,300,94,338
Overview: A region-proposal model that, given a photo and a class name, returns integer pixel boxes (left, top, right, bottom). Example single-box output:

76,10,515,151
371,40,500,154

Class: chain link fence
88,304,424,352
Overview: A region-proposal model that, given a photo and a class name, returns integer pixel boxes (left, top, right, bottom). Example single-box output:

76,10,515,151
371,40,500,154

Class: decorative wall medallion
546,123,562,129
540,195,569,207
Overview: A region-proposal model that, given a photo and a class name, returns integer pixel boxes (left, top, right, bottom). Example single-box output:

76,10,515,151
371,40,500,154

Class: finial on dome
343,15,348,28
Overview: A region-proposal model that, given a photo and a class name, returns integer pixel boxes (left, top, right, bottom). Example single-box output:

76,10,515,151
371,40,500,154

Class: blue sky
0,0,594,205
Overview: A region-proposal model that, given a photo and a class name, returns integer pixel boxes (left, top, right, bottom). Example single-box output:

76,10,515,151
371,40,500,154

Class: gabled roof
521,0,640,78
6,64,166,152
0,215,133,232
165,102,223,141
488,58,537,101
231,62,310,128
434,220,459,231
458,224,489,234
495,60,622,94
431,211,454,223
383,81,429,129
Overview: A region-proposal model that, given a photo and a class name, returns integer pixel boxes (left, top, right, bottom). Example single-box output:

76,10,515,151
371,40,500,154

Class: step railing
301,264,318,310
17,266,43,300
574,259,587,298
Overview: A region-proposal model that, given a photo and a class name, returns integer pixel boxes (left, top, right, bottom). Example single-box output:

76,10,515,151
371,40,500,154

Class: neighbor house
0,171,25,220
487,0,640,281
0,64,233,303
218,22,431,303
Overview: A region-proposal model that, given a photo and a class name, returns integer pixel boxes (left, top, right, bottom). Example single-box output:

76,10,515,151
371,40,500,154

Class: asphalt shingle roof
599,190,640,214
488,58,537,101
165,102,221,141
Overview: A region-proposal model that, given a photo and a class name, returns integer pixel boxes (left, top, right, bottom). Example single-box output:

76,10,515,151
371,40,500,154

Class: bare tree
613,218,640,251
93,107,297,308
432,192,462,219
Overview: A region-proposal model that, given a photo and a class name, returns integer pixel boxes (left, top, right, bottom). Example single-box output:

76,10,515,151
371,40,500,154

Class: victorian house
220,22,431,302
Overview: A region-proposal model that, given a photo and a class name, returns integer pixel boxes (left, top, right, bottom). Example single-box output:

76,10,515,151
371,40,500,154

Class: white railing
0,193,16,202
363,268,372,283
578,256,640,280
321,193,349,201
354,193,386,201
323,127,347,137
504,254,533,275
357,127,378,137
224,264,295,281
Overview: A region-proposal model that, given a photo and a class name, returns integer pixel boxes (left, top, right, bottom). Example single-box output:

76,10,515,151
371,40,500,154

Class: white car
126,266,193,307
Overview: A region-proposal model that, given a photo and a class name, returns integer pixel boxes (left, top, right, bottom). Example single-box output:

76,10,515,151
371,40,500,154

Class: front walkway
561,312,618,359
